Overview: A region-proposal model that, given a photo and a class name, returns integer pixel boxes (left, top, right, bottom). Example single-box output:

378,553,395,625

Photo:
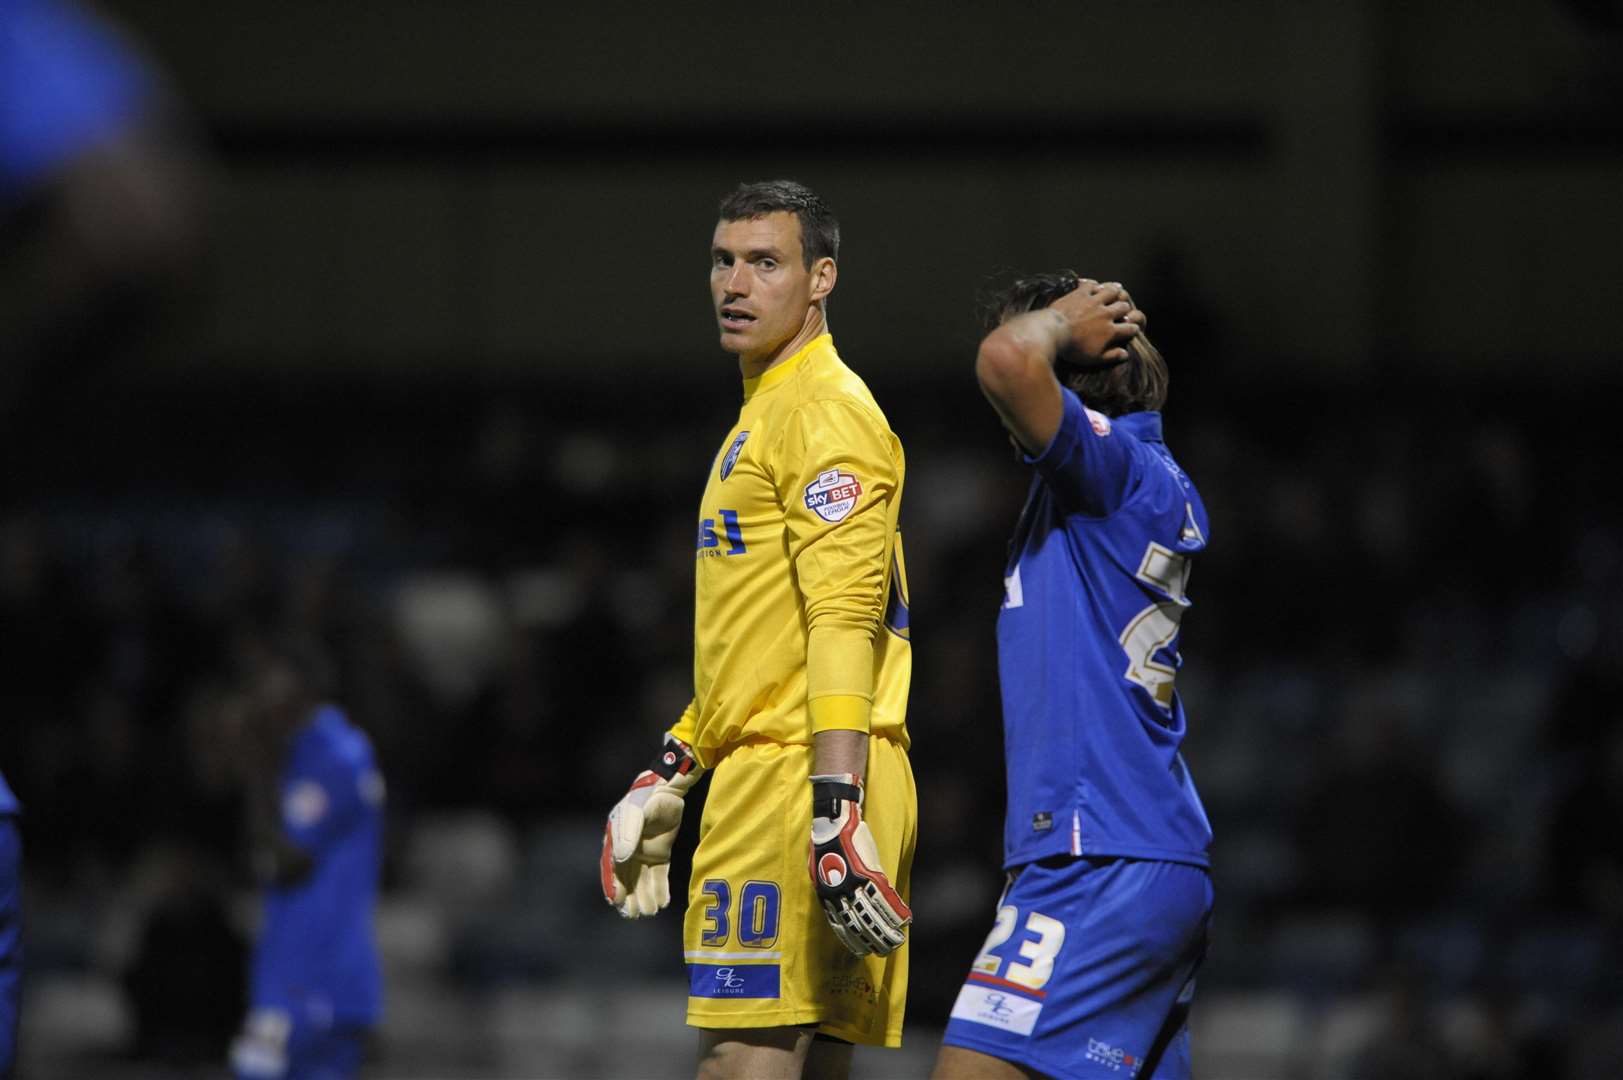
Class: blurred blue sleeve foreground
0,0,206,423
0,0,154,205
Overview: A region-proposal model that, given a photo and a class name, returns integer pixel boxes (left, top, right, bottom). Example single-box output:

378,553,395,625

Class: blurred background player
229,638,385,1080
0,769,16,1079
601,180,916,1079
933,276,1214,1080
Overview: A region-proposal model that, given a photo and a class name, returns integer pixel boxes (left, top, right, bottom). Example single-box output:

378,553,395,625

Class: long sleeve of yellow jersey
667,699,699,748
773,398,902,735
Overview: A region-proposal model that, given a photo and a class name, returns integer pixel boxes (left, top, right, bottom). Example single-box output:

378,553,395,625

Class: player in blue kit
933,274,1213,1080
0,770,18,1079
229,642,384,1080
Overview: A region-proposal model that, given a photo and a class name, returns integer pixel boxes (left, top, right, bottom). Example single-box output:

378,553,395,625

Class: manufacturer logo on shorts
804,469,863,523
826,972,877,1003
1085,1037,1142,1075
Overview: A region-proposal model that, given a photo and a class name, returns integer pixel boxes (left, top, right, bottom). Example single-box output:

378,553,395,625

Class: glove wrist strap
809,773,863,819
648,735,701,782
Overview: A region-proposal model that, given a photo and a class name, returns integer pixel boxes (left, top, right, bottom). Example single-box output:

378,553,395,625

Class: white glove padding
808,773,912,956
601,736,703,918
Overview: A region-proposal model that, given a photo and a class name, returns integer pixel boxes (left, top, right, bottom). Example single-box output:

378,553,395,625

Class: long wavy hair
986,270,1168,417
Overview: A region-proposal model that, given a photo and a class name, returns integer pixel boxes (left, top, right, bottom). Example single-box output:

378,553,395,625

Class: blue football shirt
996,389,1212,870
252,706,384,1029
0,770,16,815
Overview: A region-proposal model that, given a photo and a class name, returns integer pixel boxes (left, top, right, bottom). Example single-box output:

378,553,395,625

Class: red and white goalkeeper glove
601,736,703,918
808,773,911,956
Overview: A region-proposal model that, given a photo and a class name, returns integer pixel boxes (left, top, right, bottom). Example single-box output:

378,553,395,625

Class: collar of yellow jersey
742,333,831,401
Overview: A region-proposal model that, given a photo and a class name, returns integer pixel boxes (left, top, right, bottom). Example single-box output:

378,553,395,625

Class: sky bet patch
688,963,780,999
804,469,863,523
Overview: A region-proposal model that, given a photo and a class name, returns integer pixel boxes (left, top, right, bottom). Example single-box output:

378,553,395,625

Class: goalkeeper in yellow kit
600,180,916,1080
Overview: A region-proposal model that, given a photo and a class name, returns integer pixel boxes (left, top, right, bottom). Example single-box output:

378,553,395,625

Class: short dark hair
717,180,840,269
987,270,1169,417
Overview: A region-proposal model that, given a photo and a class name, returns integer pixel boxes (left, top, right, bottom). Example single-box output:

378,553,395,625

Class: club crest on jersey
720,431,750,481
804,469,863,523
1084,407,1112,436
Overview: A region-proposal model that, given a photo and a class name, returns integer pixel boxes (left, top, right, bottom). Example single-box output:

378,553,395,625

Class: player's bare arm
975,281,1141,454
813,729,867,780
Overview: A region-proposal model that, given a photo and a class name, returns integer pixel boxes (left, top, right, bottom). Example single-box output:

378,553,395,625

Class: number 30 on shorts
700,879,781,948
973,904,1066,991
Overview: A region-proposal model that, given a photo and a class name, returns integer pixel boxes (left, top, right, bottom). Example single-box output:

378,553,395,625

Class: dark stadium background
3,2,1622,1077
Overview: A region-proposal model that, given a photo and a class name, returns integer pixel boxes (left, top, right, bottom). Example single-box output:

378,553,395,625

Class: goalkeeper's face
710,211,832,365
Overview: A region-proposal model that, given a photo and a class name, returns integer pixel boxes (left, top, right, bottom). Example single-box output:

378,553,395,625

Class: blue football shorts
942,855,1212,1080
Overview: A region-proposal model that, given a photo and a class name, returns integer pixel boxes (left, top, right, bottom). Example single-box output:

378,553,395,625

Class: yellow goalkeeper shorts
682,735,916,1047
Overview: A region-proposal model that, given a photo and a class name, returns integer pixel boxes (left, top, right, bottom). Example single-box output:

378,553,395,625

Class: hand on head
1051,279,1145,369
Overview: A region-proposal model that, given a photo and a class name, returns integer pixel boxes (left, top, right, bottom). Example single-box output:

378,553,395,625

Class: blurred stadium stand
4,370,1621,1078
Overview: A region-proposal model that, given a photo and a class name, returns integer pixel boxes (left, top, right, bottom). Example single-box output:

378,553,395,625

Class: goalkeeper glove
601,735,703,918
808,773,911,956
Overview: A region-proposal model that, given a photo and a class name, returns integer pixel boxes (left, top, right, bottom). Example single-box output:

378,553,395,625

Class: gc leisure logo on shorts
804,469,863,523
949,980,1042,1036
686,961,781,999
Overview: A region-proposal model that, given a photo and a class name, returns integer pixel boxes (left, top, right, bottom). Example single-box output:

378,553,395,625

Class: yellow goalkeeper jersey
669,333,911,765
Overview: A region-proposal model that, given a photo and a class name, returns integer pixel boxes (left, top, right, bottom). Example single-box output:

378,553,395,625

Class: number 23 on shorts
973,903,1066,992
